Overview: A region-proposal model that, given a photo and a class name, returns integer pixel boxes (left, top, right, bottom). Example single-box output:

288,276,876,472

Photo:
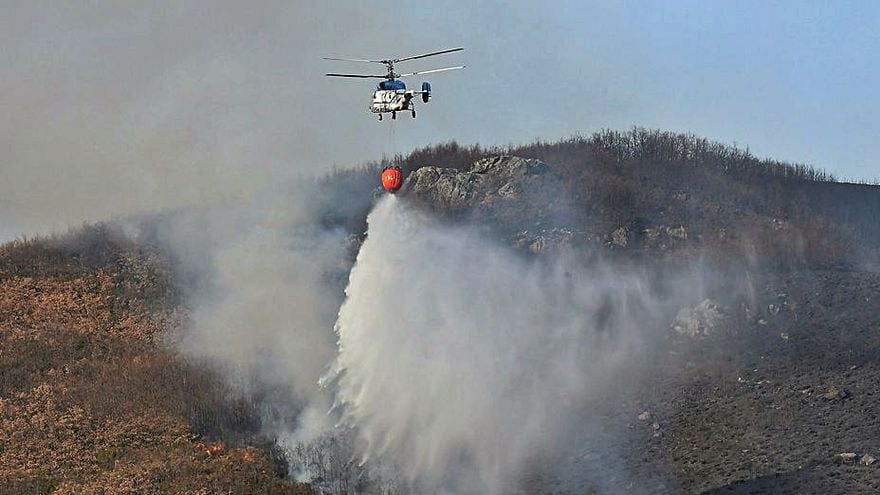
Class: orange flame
204,442,225,456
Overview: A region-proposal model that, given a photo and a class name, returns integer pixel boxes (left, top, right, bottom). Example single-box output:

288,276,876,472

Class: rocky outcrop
405,155,553,211
404,156,570,246
405,155,702,254
637,224,689,248
405,166,481,209
511,228,603,254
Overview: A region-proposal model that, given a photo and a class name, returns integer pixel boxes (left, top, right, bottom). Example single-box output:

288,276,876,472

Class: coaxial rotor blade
325,73,388,78
397,66,465,77
323,57,385,63
393,47,463,64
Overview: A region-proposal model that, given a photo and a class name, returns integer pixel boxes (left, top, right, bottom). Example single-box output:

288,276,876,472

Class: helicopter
324,47,464,120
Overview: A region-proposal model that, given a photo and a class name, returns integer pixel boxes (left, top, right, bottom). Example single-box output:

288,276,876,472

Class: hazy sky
2,1,878,238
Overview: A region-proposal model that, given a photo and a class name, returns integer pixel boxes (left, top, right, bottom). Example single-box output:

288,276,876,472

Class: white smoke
326,196,673,494
155,179,354,441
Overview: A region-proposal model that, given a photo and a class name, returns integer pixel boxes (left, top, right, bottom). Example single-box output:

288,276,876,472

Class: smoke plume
150,178,359,445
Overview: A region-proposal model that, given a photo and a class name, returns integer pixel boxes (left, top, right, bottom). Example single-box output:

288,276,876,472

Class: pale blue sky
386,0,879,181
1,1,878,237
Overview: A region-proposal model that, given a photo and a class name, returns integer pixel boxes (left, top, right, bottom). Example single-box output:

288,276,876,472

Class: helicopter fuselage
368,80,431,119
371,89,415,114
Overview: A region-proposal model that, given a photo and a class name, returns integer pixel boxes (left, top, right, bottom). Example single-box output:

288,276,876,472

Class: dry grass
0,230,310,495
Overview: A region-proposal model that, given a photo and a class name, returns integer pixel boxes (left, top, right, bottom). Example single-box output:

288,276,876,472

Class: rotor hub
384,61,396,79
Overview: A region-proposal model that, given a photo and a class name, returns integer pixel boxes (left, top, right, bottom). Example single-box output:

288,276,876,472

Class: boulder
672,299,725,337
497,181,521,198
823,386,849,401
651,422,662,437
529,237,545,254
638,224,689,248
665,225,688,240
611,226,631,248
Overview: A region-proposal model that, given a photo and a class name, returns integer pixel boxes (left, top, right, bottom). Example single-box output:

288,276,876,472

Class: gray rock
529,237,546,254
642,228,662,242
510,228,597,253
770,218,787,231
405,166,480,209
672,299,725,337
638,224,689,247
611,226,631,248
471,155,548,176
497,181,521,198
665,225,688,240
823,386,849,401
405,155,552,212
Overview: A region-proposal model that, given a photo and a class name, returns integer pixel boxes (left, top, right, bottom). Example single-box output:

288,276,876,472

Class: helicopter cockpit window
378,80,406,91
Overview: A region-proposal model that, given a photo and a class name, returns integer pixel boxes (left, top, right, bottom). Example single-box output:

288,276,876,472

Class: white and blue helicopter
324,47,464,120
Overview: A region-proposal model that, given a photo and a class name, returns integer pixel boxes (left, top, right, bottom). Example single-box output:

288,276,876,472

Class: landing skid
376,109,416,120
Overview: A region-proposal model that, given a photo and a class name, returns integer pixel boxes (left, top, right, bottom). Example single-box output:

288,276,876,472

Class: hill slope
1,129,879,494
0,228,312,494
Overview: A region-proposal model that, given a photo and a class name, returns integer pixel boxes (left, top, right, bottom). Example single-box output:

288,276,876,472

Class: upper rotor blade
393,47,463,64
323,57,384,63
397,66,465,77
325,73,387,78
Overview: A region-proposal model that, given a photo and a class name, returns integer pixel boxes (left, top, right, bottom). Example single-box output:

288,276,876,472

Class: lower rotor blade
397,66,465,77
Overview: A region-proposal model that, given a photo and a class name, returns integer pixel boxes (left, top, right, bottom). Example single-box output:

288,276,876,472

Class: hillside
0,227,313,494
369,129,880,268
2,129,879,494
